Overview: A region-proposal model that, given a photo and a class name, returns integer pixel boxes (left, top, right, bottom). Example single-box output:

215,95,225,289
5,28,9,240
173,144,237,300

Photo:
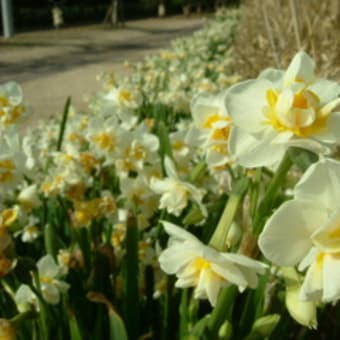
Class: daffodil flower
259,159,340,303
226,51,340,168
189,91,233,167
159,221,266,306
37,255,70,305
150,156,207,217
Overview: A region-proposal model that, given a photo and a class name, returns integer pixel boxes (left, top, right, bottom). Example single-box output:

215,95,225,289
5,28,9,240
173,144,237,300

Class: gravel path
0,16,204,127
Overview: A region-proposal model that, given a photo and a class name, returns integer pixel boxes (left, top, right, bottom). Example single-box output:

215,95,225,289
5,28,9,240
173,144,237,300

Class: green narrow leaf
69,310,83,340
57,96,71,151
108,307,128,340
206,286,238,338
44,224,57,259
157,120,173,164
87,292,128,340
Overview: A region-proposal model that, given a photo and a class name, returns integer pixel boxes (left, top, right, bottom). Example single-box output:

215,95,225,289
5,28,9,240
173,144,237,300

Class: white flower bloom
150,156,207,217
0,81,29,128
18,184,41,211
0,133,27,196
226,51,340,168
37,255,70,305
159,221,266,306
259,158,340,303
15,284,38,312
189,91,233,167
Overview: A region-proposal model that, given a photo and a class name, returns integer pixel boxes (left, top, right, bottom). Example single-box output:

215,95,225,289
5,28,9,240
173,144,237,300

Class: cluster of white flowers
98,8,240,114
0,7,340,335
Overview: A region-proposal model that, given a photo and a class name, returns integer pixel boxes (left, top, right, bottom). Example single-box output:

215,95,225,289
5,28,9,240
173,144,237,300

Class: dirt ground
0,16,204,128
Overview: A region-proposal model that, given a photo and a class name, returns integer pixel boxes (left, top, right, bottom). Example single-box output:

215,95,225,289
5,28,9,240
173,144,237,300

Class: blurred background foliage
232,0,340,81
10,0,240,30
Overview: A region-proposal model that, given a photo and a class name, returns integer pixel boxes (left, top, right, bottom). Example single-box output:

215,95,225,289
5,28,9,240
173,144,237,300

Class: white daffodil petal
164,156,179,180
312,209,340,253
150,177,173,194
258,68,284,88
204,270,222,306
322,254,340,302
161,221,199,243
271,131,294,144
295,159,340,211
221,253,267,273
175,276,197,288
37,255,59,278
159,246,197,274
190,91,227,128
299,260,323,301
309,79,340,106
284,51,315,86
259,200,327,266
228,127,286,168
286,284,318,329
211,261,247,288
276,89,294,122
298,247,318,272
315,112,340,143
42,284,60,305
225,79,272,133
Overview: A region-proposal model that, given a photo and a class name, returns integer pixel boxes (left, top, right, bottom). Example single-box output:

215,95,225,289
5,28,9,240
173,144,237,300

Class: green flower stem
179,289,189,339
206,286,238,337
250,168,263,219
209,178,249,251
32,271,49,340
124,212,139,340
253,152,293,236
11,310,37,326
189,161,207,183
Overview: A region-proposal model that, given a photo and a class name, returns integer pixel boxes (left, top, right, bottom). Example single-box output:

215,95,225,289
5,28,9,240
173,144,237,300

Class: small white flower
150,156,206,217
18,184,41,211
159,221,266,306
37,255,70,305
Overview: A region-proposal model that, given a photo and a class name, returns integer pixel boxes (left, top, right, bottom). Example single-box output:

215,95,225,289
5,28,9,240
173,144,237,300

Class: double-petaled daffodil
159,221,266,306
150,156,207,217
259,158,340,303
189,91,233,168
226,51,340,168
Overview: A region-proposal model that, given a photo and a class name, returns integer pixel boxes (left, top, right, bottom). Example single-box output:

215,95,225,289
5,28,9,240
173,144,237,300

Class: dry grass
232,0,340,80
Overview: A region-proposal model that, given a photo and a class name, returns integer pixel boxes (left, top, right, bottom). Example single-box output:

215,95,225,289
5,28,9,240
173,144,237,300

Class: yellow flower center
0,160,15,170
118,90,132,103
192,257,211,270
1,209,18,227
264,88,329,137
92,132,116,151
40,276,53,284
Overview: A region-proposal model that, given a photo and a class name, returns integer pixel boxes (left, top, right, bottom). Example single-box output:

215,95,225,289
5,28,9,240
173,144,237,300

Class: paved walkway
0,16,204,126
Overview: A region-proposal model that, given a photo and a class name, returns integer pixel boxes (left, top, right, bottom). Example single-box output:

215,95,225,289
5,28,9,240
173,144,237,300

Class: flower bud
281,267,317,329
225,222,241,248
247,314,280,339
218,320,233,339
